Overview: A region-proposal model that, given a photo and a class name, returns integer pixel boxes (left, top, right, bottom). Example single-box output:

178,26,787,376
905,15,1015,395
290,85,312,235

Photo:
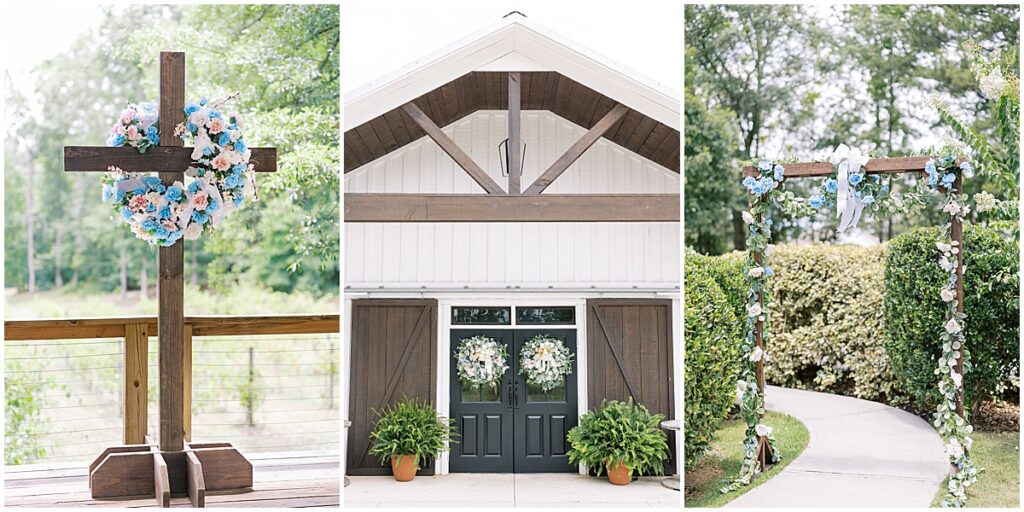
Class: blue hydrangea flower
146,204,156,213
192,211,209,224
155,226,170,238
742,176,757,190
121,206,132,220
941,173,956,186
225,174,240,188
825,178,838,193
218,132,231,146
157,184,166,193
764,267,775,277
102,185,113,202
863,195,875,205
808,195,824,209
133,186,146,196
142,218,159,231
209,110,222,119
159,206,171,219
146,126,160,145
925,159,936,175
167,230,184,243
166,185,183,201
186,121,197,134
188,182,202,194
959,161,974,177
207,199,220,213
234,139,247,153
184,103,200,115
757,160,772,172
116,189,126,201
142,176,161,190
108,134,126,147
773,164,785,181
231,164,245,175
848,173,864,186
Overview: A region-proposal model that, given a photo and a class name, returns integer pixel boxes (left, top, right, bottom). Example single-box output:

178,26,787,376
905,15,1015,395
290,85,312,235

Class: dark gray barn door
449,328,577,473
347,299,437,476
512,329,577,473
448,329,514,472
586,299,675,474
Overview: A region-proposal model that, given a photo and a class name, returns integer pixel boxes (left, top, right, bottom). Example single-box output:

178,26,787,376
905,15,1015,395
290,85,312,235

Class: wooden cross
63,52,277,507
742,156,966,470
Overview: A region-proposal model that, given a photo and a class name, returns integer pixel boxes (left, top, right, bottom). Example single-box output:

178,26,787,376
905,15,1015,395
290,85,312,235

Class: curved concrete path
726,386,948,508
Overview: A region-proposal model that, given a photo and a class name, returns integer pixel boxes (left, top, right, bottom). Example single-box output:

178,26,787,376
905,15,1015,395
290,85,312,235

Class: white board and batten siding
345,110,680,291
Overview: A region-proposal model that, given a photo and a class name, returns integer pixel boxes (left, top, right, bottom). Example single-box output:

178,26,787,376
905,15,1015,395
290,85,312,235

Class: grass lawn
684,411,810,508
931,430,1019,508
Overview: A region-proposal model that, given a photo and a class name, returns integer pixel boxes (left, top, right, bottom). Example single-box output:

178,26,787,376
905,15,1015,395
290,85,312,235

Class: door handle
507,381,515,409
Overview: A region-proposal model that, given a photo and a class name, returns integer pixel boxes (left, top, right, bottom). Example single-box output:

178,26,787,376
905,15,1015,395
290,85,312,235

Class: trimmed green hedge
759,244,900,403
684,251,743,467
884,226,1019,413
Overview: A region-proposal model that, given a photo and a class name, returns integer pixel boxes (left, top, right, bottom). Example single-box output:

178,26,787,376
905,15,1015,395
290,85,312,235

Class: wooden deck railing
4,314,340,446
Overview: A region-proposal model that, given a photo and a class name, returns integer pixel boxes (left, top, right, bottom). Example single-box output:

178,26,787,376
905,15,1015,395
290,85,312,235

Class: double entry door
449,329,577,473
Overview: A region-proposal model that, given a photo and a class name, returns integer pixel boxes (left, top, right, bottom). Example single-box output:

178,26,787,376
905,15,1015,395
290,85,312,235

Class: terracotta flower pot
606,459,632,485
390,453,418,482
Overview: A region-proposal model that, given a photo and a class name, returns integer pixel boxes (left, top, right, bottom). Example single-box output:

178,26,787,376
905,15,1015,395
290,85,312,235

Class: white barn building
342,15,680,478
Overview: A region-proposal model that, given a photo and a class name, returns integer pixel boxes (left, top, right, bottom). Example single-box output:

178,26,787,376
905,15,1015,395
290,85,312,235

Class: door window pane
461,380,501,402
516,307,575,324
525,377,566,402
452,307,511,325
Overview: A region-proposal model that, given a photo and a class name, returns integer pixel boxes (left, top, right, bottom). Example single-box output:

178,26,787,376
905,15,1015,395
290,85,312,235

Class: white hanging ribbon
829,145,870,232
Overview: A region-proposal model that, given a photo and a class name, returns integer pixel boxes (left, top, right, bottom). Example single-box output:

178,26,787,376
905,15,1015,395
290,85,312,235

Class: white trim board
345,15,679,130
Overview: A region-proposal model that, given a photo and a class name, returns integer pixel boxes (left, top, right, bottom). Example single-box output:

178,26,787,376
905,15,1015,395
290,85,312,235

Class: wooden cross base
88,437,253,508
756,435,775,471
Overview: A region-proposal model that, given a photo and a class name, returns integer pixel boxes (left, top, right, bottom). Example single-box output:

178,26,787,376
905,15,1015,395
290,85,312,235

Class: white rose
755,424,773,437
974,191,997,213
936,242,951,253
742,211,755,225
749,346,764,362
748,267,764,278
950,370,963,389
945,438,964,459
747,303,762,318
189,108,210,128
735,381,747,401
944,318,962,334
939,257,955,272
940,288,956,302
943,201,961,216
183,222,203,240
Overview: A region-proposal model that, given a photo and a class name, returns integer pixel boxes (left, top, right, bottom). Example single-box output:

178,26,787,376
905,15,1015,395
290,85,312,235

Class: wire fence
5,333,340,465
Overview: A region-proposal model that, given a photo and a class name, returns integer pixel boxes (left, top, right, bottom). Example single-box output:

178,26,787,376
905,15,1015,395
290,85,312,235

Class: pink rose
192,191,209,211
207,118,225,134
162,220,177,231
120,109,134,124
128,195,148,211
126,125,140,141
211,153,231,171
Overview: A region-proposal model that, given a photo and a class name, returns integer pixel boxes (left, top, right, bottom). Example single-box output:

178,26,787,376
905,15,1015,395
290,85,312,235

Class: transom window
451,306,576,325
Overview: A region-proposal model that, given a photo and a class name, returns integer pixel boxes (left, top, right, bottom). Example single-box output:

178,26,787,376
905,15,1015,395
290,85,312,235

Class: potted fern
567,399,670,485
368,397,458,482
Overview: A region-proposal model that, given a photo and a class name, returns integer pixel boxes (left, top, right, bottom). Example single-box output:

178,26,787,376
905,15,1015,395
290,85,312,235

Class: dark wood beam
157,50,185,455
508,72,522,194
344,193,679,222
524,103,629,195
64,146,277,173
742,156,934,178
400,101,505,194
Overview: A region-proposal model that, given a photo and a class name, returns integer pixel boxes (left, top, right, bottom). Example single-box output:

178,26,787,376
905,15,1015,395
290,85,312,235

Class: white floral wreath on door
455,335,509,388
519,335,574,391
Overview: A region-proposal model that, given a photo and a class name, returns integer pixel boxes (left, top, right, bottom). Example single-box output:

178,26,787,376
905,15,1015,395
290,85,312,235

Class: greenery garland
724,150,980,505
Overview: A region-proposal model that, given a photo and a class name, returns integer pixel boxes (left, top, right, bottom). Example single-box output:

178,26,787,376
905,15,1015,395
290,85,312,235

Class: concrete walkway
345,473,678,508
727,386,948,508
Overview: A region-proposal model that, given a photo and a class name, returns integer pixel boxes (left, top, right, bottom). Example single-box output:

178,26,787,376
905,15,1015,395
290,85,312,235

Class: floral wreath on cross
101,95,258,246
455,335,510,388
518,335,574,391
725,145,979,506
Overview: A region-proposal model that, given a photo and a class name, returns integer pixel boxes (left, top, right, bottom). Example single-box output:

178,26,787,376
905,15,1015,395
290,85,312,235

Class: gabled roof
344,14,680,173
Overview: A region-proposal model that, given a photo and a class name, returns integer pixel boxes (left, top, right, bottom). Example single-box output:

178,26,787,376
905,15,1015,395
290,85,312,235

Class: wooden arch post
742,156,967,466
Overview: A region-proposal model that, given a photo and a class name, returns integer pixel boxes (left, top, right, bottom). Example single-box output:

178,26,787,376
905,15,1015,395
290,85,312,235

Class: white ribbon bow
829,144,869,232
